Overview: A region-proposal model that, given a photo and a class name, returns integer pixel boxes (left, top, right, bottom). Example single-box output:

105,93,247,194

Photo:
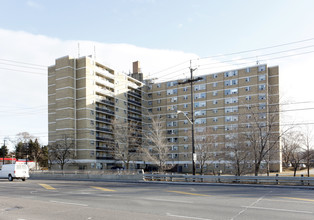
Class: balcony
128,91,141,98
99,99,114,106
96,116,112,123
96,107,114,115
96,127,113,133
128,99,142,106
95,66,114,79
96,77,114,89
96,136,114,142
95,87,114,97
128,107,141,114
128,115,142,122
96,156,114,160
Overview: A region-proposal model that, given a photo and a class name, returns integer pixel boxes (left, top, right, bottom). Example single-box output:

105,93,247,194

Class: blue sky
1,0,314,149
2,0,314,56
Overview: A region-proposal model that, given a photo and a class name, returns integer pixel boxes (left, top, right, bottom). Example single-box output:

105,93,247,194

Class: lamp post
177,110,196,176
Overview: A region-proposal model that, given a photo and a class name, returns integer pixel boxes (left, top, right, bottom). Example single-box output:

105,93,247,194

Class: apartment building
48,56,144,170
48,55,281,173
148,65,281,173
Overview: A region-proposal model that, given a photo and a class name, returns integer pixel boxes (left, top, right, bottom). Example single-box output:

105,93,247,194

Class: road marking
39,184,56,190
50,200,88,207
167,190,209,196
167,213,212,220
91,186,116,192
280,197,314,202
231,190,271,220
241,206,313,214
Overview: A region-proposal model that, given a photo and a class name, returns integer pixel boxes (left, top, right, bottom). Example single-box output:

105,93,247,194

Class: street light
177,110,196,176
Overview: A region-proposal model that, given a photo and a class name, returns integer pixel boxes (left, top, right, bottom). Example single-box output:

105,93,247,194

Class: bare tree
49,136,74,170
242,100,285,176
224,134,252,176
113,119,141,170
194,129,217,175
143,115,174,173
282,130,304,176
302,127,314,177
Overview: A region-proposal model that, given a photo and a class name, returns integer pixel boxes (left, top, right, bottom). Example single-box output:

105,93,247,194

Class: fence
143,173,314,186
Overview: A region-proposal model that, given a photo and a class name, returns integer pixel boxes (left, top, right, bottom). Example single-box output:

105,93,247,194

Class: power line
0,58,47,68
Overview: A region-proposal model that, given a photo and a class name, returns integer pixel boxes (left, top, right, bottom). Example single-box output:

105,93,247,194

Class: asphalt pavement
0,179,314,220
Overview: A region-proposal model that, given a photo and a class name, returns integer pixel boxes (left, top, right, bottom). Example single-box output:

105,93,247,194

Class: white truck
0,164,29,181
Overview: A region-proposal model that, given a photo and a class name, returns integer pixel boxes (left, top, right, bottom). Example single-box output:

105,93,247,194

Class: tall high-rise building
48,55,280,173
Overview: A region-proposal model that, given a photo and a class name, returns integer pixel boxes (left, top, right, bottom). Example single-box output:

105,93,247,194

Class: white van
0,164,29,181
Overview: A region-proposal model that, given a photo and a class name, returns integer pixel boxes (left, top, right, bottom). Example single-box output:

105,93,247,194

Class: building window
258,65,266,72
183,87,188,92
225,97,238,104
157,83,161,88
213,74,218,79
259,94,266,100
246,77,250,82
157,107,161,111
213,91,218,96
183,103,188,108
195,101,206,108
213,82,218,87
246,96,251,101
259,84,266,91
90,110,94,115
167,81,178,87
224,70,238,77
167,105,177,111
225,88,238,95
213,109,218,114
246,67,250,73
157,92,161,96
245,86,250,91
194,84,206,91
224,79,238,86
195,118,206,124
90,120,94,125
259,75,266,81
195,92,206,99
157,99,161,104
213,100,218,105
259,103,266,110
195,110,206,116
167,88,177,95
148,101,152,106
213,117,218,122
170,97,177,103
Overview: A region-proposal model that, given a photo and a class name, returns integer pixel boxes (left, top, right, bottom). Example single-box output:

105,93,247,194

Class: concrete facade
48,55,280,173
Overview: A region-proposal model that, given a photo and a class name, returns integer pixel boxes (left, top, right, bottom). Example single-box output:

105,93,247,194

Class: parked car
0,164,29,181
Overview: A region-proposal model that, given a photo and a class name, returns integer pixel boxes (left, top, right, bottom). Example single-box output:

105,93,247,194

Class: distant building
48,55,281,173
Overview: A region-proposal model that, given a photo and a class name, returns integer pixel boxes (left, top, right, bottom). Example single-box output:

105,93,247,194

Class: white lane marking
167,213,212,220
50,200,88,207
230,190,272,220
241,206,313,214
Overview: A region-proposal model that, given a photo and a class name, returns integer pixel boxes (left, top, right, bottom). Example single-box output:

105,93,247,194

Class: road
0,179,314,220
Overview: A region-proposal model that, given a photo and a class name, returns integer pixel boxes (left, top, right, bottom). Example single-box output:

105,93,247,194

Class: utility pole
178,61,202,176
